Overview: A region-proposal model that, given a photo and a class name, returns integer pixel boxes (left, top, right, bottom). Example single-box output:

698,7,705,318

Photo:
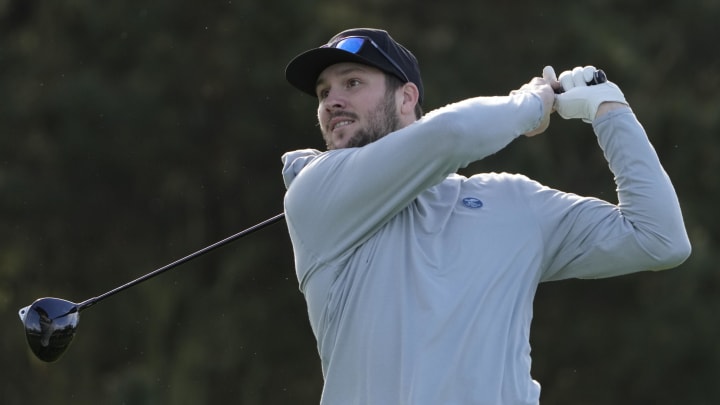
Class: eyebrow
315,66,370,90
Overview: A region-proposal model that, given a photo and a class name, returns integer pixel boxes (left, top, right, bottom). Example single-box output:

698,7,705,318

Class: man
281,28,691,404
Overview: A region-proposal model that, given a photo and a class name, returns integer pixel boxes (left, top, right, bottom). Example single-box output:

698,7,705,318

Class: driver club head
17,214,285,364
19,297,80,362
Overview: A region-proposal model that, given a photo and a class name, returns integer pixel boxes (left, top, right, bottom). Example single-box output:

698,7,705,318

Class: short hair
385,74,424,119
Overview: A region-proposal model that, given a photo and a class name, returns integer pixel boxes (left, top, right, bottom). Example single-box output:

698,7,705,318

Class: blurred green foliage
1,0,717,404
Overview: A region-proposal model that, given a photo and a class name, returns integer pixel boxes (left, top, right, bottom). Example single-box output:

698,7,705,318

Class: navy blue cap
285,28,424,104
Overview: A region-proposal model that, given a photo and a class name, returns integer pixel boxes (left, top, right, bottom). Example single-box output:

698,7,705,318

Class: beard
325,91,402,150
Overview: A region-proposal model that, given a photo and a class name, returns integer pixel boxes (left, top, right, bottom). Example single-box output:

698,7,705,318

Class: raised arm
284,80,554,266
537,66,691,280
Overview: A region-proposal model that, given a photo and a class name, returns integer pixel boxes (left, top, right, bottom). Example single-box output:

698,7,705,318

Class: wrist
595,101,628,120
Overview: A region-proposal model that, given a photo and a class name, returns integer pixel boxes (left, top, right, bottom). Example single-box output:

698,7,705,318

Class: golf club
18,212,285,362
551,68,607,93
589,69,607,85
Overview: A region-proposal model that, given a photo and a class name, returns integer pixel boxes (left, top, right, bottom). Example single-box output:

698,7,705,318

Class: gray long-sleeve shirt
281,91,691,405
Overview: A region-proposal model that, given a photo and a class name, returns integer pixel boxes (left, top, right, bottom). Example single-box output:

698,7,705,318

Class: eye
317,87,329,100
316,78,362,100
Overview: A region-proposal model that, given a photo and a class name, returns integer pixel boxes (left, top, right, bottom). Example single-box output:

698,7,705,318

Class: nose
321,88,347,112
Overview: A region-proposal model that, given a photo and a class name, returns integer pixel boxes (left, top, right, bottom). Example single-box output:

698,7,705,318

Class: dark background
1,0,717,404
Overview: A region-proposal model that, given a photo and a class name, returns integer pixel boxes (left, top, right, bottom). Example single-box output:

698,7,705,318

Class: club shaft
76,213,285,311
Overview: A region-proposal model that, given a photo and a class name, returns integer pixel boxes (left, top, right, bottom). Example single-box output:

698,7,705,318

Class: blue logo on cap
462,197,483,208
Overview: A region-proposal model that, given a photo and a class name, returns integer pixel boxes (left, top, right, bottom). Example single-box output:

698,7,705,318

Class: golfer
281,28,691,404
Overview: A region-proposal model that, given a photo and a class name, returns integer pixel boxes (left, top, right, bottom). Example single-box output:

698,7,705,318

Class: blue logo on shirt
462,197,483,208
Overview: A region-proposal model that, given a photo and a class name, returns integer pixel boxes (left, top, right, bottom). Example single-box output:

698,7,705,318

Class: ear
399,82,420,117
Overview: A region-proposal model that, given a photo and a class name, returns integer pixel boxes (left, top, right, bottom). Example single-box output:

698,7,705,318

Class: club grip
554,68,608,94
589,69,607,85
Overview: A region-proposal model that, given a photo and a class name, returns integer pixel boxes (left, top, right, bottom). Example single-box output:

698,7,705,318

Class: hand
543,65,628,123
512,76,555,137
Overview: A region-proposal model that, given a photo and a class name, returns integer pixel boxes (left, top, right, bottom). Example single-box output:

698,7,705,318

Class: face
316,62,402,150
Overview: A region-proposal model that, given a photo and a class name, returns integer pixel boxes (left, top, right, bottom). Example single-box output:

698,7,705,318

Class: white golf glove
544,66,628,123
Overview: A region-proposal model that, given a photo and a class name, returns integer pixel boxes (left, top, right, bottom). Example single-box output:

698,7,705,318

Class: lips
328,113,357,132
332,120,354,131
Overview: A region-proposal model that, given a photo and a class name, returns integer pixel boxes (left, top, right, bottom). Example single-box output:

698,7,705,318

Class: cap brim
285,48,378,98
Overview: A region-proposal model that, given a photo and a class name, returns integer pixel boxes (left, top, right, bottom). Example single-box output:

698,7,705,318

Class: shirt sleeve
534,107,691,281
284,92,545,271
